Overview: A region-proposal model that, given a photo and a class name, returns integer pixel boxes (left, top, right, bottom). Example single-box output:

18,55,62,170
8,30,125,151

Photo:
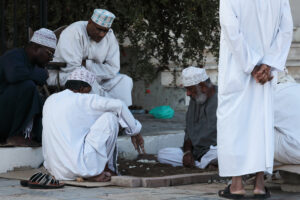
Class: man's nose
99,32,106,37
186,90,192,96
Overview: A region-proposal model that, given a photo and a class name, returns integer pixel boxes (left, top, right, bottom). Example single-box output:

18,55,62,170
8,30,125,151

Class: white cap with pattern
91,9,115,28
67,68,95,87
182,66,209,87
30,28,57,49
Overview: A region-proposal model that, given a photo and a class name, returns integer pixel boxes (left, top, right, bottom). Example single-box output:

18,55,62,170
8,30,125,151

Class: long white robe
217,0,293,177
157,146,217,169
42,89,141,180
274,83,300,165
47,21,133,106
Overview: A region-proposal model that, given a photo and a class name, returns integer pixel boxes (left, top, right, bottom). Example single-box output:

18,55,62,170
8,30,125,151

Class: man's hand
81,59,86,67
182,151,195,168
251,64,273,85
131,134,145,154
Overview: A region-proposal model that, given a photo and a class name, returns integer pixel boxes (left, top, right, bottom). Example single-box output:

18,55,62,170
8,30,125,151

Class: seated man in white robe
42,68,144,181
274,81,300,165
47,9,133,106
158,67,217,169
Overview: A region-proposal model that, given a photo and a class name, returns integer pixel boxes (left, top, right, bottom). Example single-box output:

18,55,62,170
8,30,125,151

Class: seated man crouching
158,66,217,169
42,68,144,181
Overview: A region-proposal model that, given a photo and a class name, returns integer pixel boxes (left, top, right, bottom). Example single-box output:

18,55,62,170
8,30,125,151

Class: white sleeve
53,27,84,73
86,94,141,136
262,0,293,71
220,0,263,74
86,32,120,81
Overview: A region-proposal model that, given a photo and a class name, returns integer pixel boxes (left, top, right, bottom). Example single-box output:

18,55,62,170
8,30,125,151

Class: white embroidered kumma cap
67,68,96,87
30,28,57,49
91,9,115,28
182,66,209,87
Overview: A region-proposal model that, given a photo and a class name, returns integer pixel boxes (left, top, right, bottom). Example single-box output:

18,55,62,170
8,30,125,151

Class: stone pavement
1,178,300,200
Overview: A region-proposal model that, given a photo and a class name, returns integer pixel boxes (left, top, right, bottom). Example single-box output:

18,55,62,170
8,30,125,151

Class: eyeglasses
95,27,109,34
45,48,54,59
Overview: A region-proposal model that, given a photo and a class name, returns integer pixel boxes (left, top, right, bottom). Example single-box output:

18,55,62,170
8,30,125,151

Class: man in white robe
43,68,144,181
217,0,293,198
47,9,133,106
274,82,300,165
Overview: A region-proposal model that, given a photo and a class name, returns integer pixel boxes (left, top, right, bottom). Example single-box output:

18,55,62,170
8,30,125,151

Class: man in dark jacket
0,28,56,146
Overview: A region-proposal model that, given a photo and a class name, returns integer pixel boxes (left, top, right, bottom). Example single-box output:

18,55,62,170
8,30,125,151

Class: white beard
194,87,208,104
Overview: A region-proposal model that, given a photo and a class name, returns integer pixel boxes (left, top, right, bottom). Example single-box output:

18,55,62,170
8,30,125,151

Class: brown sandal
20,172,64,189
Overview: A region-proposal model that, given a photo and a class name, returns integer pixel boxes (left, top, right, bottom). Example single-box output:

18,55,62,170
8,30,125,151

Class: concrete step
0,147,43,173
0,131,184,173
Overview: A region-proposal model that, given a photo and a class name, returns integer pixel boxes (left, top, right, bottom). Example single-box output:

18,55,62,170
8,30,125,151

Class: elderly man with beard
158,66,217,169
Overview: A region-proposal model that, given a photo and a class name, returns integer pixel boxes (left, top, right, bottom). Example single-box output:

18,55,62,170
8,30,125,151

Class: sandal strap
30,172,44,182
40,174,60,186
28,172,62,187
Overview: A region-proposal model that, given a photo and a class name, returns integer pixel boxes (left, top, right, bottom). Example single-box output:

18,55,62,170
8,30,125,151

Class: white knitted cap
30,28,57,49
67,68,95,87
91,9,115,28
182,66,209,87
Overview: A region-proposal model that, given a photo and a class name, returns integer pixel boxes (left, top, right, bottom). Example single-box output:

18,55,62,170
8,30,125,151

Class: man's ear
79,86,91,94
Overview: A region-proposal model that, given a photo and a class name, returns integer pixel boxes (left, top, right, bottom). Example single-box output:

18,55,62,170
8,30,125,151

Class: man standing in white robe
217,0,293,198
43,68,144,181
47,9,133,106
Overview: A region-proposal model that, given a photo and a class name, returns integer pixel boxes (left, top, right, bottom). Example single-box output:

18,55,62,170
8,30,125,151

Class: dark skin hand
182,139,195,167
251,64,273,85
183,152,195,168
131,134,145,154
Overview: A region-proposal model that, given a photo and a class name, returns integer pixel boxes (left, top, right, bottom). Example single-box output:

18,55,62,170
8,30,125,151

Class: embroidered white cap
182,66,209,87
30,28,57,49
91,9,115,28
67,68,95,87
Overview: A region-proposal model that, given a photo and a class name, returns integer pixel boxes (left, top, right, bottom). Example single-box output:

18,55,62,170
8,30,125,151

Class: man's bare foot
254,172,266,194
231,176,246,195
230,187,246,195
104,168,117,176
86,172,111,182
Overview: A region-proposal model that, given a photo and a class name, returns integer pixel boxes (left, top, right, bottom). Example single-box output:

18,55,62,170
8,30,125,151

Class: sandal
218,184,246,199
20,172,64,189
253,187,271,199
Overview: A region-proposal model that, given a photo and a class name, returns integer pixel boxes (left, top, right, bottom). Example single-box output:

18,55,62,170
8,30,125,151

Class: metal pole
26,0,30,41
0,0,6,54
43,0,48,28
40,0,43,27
13,0,18,47
40,0,47,27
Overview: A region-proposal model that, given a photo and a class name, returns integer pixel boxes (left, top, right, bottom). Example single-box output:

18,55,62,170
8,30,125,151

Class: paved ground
1,178,300,200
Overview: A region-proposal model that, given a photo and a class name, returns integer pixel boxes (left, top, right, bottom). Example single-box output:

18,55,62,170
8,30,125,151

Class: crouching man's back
42,68,143,181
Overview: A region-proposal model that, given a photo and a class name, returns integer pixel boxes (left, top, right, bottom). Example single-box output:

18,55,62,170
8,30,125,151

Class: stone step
0,147,43,173
0,131,184,173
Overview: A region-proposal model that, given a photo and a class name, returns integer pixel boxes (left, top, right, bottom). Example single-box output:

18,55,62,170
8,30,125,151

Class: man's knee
120,75,133,90
20,80,36,92
101,112,118,127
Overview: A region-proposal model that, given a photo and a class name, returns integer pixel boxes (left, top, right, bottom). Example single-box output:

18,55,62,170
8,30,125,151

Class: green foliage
2,0,220,83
